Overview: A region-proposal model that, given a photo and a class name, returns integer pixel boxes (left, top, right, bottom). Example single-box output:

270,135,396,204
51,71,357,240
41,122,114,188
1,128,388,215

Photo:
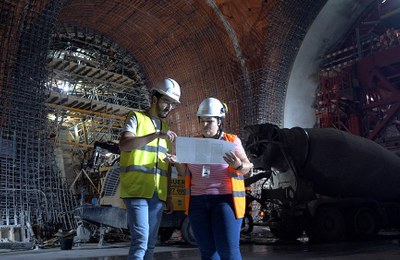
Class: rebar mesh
0,0,77,242
239,0,327,131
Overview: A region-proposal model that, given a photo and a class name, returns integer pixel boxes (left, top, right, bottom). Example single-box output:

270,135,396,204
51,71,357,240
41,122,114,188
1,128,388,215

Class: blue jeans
123,191,164,260
188,195,242,260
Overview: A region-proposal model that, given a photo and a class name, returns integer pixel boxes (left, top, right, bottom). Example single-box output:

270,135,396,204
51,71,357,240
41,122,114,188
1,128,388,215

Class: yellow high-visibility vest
185,133,246,218
120,111,170,201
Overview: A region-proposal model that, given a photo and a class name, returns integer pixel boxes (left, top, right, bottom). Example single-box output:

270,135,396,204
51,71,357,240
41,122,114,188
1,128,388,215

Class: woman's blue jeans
188,194,243,260
123,191,164,260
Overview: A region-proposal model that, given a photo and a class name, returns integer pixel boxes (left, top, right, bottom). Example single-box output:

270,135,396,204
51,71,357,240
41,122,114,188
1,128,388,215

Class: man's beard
157,104,169,118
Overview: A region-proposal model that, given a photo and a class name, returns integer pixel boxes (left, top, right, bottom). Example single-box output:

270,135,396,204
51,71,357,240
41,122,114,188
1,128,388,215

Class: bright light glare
61,81,70,92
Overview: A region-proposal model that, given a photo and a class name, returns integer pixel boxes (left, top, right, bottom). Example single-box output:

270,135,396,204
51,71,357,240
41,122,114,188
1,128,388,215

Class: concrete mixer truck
244,123,400,242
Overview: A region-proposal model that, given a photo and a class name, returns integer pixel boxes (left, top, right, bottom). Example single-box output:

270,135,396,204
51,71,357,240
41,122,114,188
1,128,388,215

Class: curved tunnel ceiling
57,0,374,137
59,0,256,136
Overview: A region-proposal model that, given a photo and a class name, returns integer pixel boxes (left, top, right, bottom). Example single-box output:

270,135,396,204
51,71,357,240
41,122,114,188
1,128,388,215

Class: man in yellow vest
119,78,181,260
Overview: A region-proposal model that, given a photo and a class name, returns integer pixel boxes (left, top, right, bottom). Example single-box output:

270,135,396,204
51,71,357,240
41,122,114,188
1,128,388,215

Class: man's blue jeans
123,191,164,260
188,194,243,260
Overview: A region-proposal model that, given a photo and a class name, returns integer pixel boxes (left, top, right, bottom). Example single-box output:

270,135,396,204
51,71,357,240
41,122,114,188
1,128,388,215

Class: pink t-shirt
187,134,245,196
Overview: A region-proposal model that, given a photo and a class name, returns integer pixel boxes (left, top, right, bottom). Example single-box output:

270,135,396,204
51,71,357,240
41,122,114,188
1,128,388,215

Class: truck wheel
309,207,344,242
269,216,304,241
269,223,304,240
346,207,380,239
241,213,254,235
158,228,174,242
181,217,197,246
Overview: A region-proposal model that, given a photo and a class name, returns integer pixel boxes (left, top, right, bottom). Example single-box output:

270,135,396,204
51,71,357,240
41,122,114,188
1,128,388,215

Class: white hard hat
151,78,181,103
196,97,227,118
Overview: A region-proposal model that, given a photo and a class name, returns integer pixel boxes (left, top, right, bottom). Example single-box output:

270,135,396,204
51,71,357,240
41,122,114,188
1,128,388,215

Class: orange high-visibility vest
184,133,246,219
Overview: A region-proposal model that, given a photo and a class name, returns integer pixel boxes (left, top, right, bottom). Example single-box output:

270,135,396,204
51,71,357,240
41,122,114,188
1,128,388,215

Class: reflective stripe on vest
120,111,170,200
185,133,246,219
119,165,168,176
136,144,168,154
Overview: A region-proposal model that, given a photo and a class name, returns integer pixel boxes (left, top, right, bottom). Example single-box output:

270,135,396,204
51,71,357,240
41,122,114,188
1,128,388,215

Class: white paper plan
176,136,235,164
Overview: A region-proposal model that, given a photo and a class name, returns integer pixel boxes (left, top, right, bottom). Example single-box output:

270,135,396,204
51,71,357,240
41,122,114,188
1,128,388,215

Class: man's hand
164,152,177,164
158,130,177,142
164,153,188,176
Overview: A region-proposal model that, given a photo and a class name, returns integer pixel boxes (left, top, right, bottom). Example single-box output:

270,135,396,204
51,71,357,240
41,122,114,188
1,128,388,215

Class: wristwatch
235,163,243,170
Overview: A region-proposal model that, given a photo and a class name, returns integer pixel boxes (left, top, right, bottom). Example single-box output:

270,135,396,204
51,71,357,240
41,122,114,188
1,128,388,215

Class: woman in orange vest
169,97,253,260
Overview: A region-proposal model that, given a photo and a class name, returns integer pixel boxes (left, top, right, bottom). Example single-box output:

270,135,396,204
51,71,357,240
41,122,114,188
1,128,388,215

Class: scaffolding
317,1,400,155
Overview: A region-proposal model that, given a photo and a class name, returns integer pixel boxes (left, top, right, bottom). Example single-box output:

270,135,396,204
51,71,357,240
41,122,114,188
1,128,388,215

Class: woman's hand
223,151,242,170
